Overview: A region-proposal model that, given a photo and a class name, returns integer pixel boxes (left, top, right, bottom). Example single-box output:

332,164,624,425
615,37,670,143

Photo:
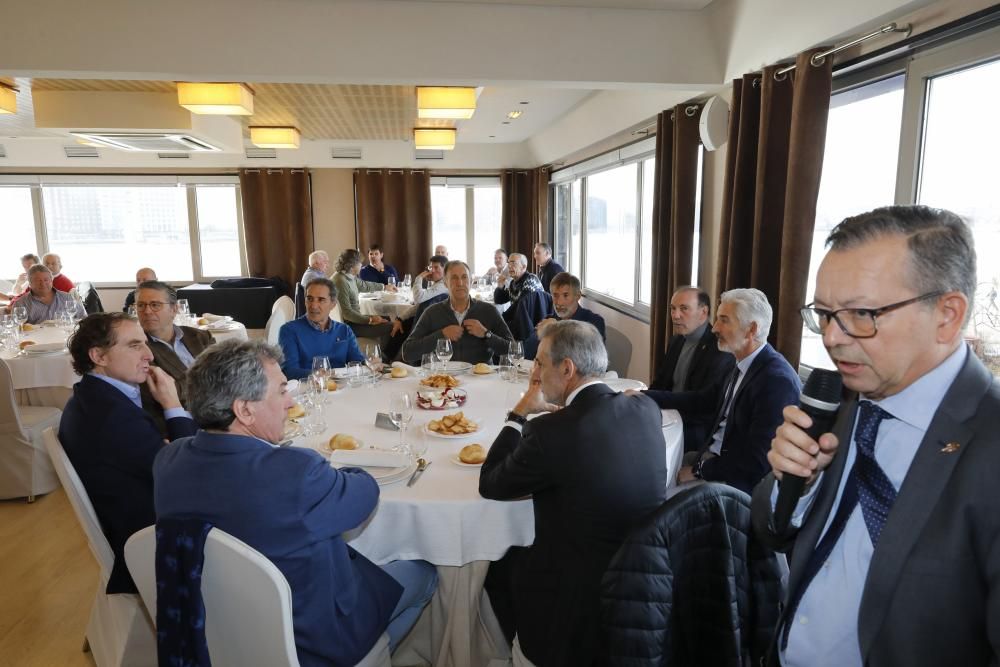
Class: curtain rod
773,22,911,80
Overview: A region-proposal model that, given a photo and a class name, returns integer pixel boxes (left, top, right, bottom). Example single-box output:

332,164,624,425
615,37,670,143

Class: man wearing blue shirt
359,244,400,285
278,277,365,379
752,205,1000,667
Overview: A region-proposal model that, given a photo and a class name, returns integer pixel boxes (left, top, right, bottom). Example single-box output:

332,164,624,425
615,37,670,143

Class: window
585,162,638,303
0,176,246,285
0,187,37,286
430,177,502,275
800,26,1000,374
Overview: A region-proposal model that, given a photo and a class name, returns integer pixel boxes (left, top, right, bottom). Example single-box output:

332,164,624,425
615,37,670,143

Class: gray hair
827,205,976,323
185,339,284,431
308,250,328,267
720,288,772,343
137,280,178,304
27,264,52,278
509,253,528,269
539,319,607,379
444,260,471,277
305,277,337,301
335,248,363,274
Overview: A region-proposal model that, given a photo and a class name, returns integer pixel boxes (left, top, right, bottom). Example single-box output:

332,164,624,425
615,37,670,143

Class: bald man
123,267,158,313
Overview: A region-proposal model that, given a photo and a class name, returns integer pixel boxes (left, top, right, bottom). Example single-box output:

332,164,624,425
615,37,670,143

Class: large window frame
429,175,502,276
0,174,247,287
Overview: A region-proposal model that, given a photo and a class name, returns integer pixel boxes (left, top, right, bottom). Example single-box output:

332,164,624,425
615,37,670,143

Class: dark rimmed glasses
800,291,945,339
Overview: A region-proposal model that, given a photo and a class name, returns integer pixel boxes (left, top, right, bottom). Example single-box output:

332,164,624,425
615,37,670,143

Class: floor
0,489,97,667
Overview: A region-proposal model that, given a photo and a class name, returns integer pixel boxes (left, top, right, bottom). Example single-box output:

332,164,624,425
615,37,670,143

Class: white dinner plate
449,454,484,468
332,459,417,486
423,422,480,439
435,361,473,375
605,378,648,392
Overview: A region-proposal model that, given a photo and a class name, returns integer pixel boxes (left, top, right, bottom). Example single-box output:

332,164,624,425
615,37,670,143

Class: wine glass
311,356,331,402
403,274,412,289
365,343,383,387
388,392,414,457
436,338,453,370
509,340,524,372
387,276,396,289
12,305,28,341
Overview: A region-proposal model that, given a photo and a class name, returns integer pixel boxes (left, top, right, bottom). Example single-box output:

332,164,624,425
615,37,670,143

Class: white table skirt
358,292,416,320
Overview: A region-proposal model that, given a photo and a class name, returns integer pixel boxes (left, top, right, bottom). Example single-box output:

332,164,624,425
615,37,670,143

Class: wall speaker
699,95,730,151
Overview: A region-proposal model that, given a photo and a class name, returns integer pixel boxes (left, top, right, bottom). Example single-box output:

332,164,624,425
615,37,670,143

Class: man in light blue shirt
751,205,1000,666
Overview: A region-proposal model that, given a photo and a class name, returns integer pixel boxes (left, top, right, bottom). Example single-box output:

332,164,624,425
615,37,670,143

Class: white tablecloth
358,292,416,320
195,321,249,343
1,326,79,391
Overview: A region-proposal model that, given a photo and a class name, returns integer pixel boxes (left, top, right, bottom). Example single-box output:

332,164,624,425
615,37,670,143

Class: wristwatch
484,330,493,340
505,411,528,426
692,458,706,479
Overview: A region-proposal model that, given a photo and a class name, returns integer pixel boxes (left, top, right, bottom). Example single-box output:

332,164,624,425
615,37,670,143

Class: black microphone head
802,368,843,405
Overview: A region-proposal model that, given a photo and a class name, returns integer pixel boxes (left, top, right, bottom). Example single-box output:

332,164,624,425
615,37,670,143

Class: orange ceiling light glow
416,87,476,119
177,82,254,115
250,126,301,149
414,128,456,150
0,83,16,114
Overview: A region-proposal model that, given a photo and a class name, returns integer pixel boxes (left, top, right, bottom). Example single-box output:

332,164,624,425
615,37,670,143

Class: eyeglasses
135,301,171,312
800,291,945,339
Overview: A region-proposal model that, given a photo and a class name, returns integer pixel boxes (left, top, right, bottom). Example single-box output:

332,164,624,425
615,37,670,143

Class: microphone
772,368,843,535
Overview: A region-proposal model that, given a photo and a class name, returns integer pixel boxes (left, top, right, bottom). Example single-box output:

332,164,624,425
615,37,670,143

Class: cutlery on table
407,458,430,487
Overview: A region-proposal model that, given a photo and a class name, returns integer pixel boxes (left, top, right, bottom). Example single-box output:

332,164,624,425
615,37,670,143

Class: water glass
403,274,412,289
177,299,190,317
388,392,414,458
387,276,396,289
509,340,524,366
420,352,435,377
499,355,516,383
12,305,28,341
346,361,365,388
365,343,383,387
436,338,453,368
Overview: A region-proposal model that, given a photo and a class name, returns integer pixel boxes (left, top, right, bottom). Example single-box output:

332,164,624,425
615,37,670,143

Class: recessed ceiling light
506,110,523,119
502,121,510,125
489,135,495,138
519,101,529,105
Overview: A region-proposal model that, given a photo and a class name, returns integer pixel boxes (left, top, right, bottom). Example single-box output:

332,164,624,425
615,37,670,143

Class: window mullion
186,186,204,282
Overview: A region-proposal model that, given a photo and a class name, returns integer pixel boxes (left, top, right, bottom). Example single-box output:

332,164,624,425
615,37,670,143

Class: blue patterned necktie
780,400,896,649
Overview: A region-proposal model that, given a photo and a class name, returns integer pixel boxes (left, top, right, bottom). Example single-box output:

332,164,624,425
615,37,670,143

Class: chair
124,526,391,667
600,484,784,666
294,282,306,319
77,281,105,314
0,360,61,501
42,427,157,667
265,296,295,345
605,325,632,378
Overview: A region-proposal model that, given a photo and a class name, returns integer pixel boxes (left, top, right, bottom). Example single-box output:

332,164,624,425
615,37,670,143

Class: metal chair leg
27,495,35,503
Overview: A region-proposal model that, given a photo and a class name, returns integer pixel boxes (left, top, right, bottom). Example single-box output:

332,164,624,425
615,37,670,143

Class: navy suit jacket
523,305,606,360
153,432,402,667
59,373,197,593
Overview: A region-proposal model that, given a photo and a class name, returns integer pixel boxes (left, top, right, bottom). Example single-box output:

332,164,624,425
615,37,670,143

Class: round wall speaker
699,95,730,151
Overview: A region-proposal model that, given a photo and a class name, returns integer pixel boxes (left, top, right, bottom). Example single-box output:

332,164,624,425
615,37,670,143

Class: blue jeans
380,560,438,650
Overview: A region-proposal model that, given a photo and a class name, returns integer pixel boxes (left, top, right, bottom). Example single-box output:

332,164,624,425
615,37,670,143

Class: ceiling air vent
64,145,100,158
0,144,6,158
245,147,277,159
415,149,445,160
331,147,363,159
70,132,220,152
157,153,190,159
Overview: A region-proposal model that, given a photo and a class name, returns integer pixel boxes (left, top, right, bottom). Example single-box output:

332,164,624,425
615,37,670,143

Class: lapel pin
940,442,961,454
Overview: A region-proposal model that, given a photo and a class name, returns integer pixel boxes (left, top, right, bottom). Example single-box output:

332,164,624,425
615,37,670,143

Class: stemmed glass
403,274,412,289
436,338,453,370
365,343,383,387
509,340,524,372
388,392,414,458
387,276,397,290
177,299,191,324
311,356,331,403
12,305,28,342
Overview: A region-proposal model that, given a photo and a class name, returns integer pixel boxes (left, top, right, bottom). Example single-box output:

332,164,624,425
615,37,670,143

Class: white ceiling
388,0,714,9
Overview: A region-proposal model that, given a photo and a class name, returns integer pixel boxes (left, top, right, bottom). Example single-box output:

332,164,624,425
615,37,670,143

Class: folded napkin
23,342,66,353
329,449,409,468
391,361,420,374
200,313,231,323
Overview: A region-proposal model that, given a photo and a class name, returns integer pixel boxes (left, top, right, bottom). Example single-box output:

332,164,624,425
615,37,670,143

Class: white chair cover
0,359,60,500
265,302,291,346
272,295,295,322
42,427,156,666
125,525,391,667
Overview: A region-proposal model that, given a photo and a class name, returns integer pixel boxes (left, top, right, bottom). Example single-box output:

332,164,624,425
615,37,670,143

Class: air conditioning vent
415,149,445,160
0,144,6,158
64,145,100,158
331,147,363,159
70,132,220,152
245,147,277,159
157,152,190,159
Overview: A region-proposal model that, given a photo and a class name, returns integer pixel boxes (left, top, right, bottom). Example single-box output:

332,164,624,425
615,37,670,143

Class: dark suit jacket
538,261,565,293
140,326,214,435
497,289,554,342
751,350,1000,667
59,374,197,594
646,326,736,449
523,305,606,360
480,384,668,666
154,432,402,667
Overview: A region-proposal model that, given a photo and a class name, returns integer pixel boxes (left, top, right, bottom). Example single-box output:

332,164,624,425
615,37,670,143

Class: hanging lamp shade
414,128,456,150
177,82,254,115
416,87,476,119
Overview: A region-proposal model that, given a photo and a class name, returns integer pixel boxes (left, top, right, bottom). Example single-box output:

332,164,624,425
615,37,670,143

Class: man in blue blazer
278,277,366,380
154,340,436,667
672,288,801,494
524,272,603,359
59,312,197,594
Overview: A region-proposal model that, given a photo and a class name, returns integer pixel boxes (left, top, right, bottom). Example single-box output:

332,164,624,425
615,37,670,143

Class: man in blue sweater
278,278,365,379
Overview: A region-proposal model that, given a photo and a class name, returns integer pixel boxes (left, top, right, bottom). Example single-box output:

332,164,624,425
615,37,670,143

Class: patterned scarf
507,271,543,303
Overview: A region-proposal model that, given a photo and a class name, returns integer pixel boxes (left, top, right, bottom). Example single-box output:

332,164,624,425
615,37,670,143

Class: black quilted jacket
600,484,784,667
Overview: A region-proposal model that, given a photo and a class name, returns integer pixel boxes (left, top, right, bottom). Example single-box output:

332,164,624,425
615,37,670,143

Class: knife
407,459,430,487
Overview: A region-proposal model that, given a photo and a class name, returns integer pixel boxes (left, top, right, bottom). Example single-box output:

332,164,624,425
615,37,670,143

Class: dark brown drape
501,168,549,260
649,105,703,383
715,49,833,368
239,168,313,292
353,169,432,277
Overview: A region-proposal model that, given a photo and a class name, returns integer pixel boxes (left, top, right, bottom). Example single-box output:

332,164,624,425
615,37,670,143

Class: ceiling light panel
417,87,476,120
177,82,254,115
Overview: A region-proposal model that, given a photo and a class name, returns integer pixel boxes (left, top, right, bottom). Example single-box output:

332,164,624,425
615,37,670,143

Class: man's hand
535,318,557,334
623,389,642,397
511,366,559,417
463,319,488,338
385,285,398,293
368,315,387,325
767,405,841,482
441,324,464,342
417,270,430,281
146,366,182,410
677,466,698,484
390,319,404,337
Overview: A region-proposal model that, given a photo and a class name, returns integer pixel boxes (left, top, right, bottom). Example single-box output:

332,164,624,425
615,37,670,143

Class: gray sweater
402,299,513,365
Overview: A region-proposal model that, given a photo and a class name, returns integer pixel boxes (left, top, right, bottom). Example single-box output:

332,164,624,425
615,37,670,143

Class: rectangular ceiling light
0,84,16,114
414,128,456,150
250,126,301,149
177,82,254,115
417,87,476,119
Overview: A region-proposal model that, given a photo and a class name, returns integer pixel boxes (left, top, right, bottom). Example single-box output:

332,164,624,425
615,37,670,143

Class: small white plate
606,378,648,392
333,460,417,486
449,454,484,468
423,422,480,439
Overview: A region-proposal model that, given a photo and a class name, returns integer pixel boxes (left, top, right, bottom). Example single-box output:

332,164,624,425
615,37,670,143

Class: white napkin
392,361,420,373
201,313,232,323
329,449,409,468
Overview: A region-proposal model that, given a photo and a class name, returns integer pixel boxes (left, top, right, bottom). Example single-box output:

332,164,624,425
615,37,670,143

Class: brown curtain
501,168,549,261
353,169,432,277
714,49,833,368
649,105,702,383
239,168,313,292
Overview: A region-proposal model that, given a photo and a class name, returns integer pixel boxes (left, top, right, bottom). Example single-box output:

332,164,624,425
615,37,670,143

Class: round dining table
286,366,683,667
358,291,416,320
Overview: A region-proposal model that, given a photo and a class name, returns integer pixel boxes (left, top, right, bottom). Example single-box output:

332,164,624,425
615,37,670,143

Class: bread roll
329,433,360,451
473,363,492,375
459,444,486,464
197,317,210,326
326,379,339,392
287,404,306,419
21,323,35,332
390,366,408,378
18,339,37,350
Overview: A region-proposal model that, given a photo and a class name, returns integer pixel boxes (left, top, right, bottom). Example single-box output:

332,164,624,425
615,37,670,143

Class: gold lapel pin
940,442,961,454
